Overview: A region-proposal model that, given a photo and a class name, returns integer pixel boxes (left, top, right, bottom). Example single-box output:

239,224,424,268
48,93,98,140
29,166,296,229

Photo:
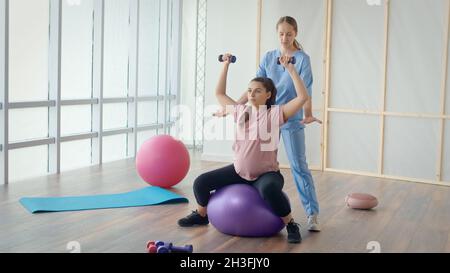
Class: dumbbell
156,243,193,253
276,56,296,65
146,240,193,253
146,240,162,253
218,54,237,63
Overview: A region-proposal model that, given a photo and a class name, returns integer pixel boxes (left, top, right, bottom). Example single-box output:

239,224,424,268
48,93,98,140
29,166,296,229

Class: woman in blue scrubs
218,16,322,232
257,16,321,232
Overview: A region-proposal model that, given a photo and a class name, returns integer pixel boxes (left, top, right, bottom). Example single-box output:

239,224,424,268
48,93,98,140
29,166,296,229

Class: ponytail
294,39,303,51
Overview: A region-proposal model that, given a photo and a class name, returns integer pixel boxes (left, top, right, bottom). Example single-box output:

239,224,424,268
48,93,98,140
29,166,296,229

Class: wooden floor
1,151,450,253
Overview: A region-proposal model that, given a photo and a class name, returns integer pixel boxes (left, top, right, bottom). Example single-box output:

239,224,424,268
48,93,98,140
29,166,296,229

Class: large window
0,0,182,184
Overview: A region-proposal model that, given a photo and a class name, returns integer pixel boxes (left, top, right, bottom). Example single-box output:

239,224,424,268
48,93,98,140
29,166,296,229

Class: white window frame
0,0,182,184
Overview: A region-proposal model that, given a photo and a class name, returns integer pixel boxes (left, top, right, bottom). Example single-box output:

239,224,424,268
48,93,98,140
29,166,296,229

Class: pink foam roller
345,193,378,210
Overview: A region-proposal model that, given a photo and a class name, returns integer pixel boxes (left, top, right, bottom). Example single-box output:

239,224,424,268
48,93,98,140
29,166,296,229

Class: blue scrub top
256,49,313,130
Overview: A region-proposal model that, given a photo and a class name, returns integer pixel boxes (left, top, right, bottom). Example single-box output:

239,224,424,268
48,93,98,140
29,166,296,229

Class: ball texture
136,135,190,188
207,184,285,237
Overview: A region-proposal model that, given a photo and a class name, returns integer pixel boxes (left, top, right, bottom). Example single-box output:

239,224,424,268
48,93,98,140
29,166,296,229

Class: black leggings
193,164,291,217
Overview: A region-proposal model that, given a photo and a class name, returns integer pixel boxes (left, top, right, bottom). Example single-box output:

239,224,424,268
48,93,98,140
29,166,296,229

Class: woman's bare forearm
287,67,308,104
236,91,248,104
215,64,229,98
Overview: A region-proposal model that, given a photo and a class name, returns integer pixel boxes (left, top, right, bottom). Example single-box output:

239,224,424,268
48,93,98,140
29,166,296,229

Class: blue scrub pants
281,127,319,216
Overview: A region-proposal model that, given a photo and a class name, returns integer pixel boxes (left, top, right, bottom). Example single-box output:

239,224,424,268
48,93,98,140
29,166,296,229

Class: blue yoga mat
19,186,188,213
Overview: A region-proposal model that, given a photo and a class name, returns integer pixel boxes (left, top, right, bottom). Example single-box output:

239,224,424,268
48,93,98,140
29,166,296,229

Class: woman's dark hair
250,77,277,109
276,16,303,51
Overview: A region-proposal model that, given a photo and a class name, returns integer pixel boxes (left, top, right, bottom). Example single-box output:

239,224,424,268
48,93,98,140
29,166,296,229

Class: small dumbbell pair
146,240,193,253
276,56,296,65
219,54,295,65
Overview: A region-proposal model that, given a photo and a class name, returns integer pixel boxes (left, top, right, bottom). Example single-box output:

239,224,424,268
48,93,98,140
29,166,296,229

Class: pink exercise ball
136,135,190,188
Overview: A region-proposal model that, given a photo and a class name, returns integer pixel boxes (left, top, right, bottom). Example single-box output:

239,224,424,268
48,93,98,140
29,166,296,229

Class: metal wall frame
91,0,104,166
193,0,207,151
127,0,139,158
48,0,62,174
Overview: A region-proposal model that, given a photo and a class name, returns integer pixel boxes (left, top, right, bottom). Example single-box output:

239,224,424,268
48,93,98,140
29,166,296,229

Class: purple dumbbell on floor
152,241,193,253
276,56,296,65
146,240,165,253
168,243,193,253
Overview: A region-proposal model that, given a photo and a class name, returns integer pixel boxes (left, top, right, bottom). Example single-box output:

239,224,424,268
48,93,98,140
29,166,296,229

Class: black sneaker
286,220,302,244
178,210,209,227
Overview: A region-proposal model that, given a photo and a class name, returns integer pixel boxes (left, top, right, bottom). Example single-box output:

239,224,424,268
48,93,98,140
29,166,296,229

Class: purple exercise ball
207,184,285,237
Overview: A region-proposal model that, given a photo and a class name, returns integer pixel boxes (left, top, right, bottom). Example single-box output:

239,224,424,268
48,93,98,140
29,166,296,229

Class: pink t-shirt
232,105,285,181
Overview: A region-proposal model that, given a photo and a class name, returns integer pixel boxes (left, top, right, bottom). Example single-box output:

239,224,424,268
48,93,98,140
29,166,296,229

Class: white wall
381,0,446,181
327,0,385,173
195,0,450,185
327,0,449,183
261,0,325,169
200,0,326,169
385,0,446,114
201,0,259,161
